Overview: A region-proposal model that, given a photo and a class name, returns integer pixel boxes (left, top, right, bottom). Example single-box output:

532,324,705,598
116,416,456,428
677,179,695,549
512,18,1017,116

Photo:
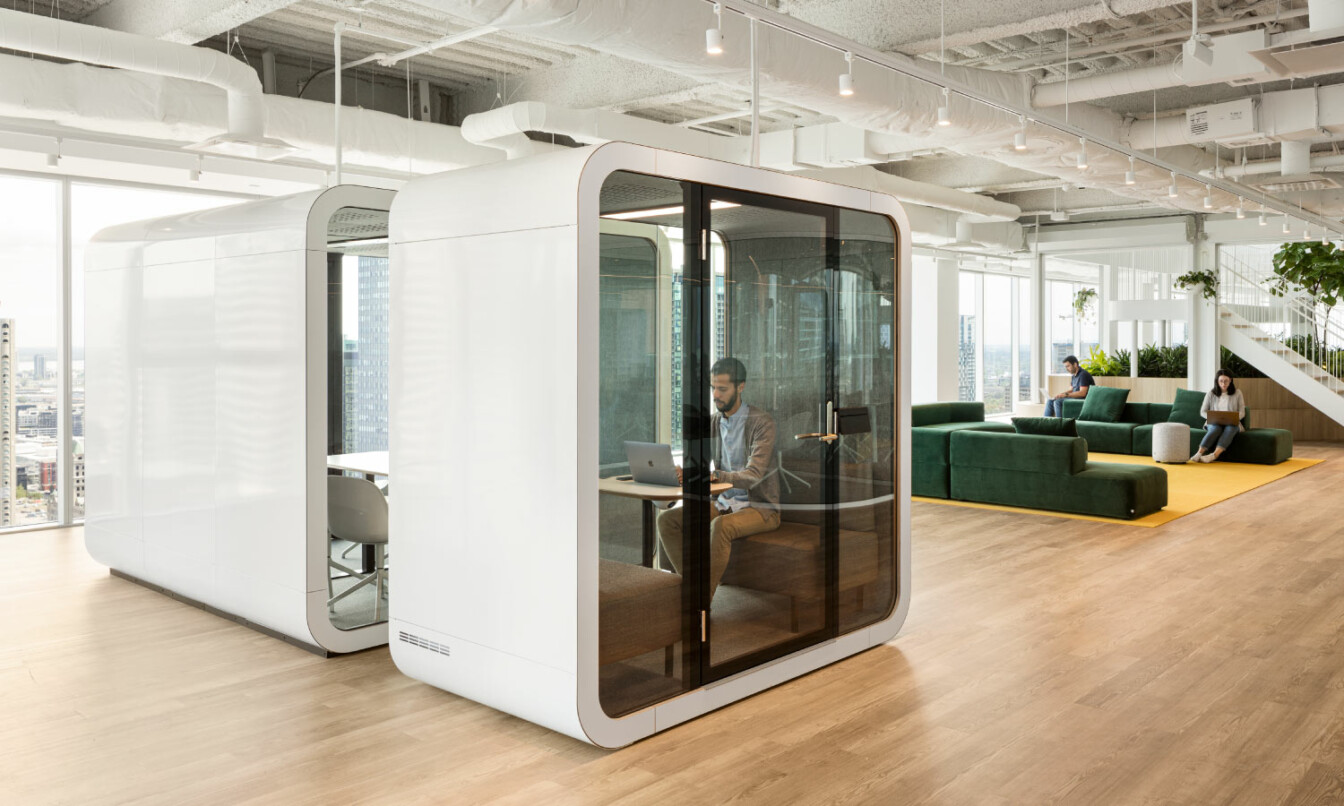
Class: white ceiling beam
81,0,302,45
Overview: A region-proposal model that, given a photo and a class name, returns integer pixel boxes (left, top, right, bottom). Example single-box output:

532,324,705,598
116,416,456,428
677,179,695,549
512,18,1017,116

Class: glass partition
325,206,391,632
597,171,899,713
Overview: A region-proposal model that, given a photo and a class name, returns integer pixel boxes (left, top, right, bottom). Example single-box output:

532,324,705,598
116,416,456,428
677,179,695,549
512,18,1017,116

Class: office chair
327,475,390,620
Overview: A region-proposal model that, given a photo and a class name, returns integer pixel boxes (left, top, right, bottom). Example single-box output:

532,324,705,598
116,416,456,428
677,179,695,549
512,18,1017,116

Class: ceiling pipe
1214,152,1344,179
0,8,280,154
461,102,1021,220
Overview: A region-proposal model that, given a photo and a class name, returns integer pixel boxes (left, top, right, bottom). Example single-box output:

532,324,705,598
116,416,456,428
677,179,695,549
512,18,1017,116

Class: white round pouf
1153,421,1191,463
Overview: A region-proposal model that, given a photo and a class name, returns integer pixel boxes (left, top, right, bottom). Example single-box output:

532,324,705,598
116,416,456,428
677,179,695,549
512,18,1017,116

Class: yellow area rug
913,452,1324,528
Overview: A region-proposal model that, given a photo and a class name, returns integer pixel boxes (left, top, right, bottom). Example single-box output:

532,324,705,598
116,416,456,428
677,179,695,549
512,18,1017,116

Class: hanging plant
1072,287,1098,322
1173,269,1219,301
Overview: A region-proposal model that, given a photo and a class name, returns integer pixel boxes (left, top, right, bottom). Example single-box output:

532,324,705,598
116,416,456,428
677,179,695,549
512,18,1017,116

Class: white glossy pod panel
85,187,394,653
389,143,912,747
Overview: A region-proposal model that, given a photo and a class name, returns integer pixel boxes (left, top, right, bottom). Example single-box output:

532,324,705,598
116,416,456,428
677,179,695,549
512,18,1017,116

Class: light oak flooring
5,443,1344,805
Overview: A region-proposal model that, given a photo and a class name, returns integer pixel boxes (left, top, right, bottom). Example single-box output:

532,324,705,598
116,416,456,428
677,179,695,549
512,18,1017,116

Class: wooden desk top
597,477,732,502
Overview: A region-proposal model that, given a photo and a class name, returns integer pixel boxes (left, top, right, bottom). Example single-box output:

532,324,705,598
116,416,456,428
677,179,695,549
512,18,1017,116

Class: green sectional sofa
912,402,1015,497
1057,399,1293,465
948,431,1168,520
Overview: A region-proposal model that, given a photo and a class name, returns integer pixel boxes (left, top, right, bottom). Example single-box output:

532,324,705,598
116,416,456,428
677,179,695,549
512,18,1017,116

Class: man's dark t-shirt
1071,369,1095,392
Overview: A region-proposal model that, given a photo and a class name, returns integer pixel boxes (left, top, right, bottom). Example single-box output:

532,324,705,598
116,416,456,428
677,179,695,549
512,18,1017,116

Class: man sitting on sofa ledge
1045,355,1095,417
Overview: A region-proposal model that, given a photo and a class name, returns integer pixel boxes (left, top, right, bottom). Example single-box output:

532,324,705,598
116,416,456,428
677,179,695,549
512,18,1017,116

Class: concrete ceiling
5,0,1335,227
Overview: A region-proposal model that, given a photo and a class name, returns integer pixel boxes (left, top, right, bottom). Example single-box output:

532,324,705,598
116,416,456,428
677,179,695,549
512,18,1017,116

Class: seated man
1044,354,1094,417
656,357,781,602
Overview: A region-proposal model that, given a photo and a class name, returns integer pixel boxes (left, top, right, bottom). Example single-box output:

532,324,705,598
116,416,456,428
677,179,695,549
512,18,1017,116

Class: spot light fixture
1168,171,1178,198
1236,198,1245,219
1203,184,1213,209
1076,138,1088,170
1283,216,1291,235
937,87,951,127
705,3,724,55
1013,116,1027,151
839,51,855,97
47,138,60,168
1124,155,1136,185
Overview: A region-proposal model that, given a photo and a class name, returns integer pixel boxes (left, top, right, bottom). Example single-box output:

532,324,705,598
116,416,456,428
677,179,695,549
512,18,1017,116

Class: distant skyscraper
958,315,977,403
355,257,389,452
343,338,359,453
32,353,45,380
1,319,15,527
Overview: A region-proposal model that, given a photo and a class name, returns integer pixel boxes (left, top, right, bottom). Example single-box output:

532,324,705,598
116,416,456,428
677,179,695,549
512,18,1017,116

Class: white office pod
85,185,396,654
389,143,911,747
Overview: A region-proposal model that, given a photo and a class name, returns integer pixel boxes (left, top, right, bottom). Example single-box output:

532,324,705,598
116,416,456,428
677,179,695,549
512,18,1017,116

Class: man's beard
715,391,738,413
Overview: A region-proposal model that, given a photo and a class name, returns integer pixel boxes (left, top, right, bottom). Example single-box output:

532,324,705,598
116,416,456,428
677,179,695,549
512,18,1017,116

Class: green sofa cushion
1075,420,1138,454
912,419,1015,498
1012,416,1078,437
950,430,1087,476
1120,402,1151,425
911,403,952,427
1168,388,1206,428
1078,385,1130,422
1060,399,1084,418
1148,403,1172,423
947,402,987,422
1217,427,1293,464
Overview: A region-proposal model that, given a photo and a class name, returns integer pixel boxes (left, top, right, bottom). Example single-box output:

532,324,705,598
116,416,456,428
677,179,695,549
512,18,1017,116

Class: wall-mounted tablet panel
85,186,395,654
388,143,911,746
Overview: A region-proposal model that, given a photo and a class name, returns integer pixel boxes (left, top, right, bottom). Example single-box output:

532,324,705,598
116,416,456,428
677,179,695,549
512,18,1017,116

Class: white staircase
1217,259,1344,428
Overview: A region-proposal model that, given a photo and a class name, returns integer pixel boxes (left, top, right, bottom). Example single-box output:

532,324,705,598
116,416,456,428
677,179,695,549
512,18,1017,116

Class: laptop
624,441,680,486
1206,410,1241,426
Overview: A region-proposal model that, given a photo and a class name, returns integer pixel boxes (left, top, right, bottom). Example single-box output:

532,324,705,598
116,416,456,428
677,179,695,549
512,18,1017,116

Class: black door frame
685,184,842,684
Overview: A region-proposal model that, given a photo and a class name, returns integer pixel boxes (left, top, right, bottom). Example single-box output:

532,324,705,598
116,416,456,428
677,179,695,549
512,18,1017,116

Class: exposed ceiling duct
80,0,301,45
0,8,290,158
1126,84,1341,151
0,53,502,175
461,102,1020,221
408,0,1256,218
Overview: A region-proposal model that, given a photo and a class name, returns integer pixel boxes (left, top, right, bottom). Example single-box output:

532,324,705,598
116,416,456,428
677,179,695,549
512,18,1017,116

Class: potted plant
1270,241,1344,348
1072,287,1098,323
1174,268,1218,301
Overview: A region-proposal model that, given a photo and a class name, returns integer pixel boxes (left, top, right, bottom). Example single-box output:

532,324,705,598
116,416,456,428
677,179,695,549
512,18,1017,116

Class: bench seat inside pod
85,185,395,655
388,143,911,747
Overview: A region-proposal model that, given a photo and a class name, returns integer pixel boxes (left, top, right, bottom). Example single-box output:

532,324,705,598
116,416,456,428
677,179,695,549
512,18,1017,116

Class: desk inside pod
388,144,911,746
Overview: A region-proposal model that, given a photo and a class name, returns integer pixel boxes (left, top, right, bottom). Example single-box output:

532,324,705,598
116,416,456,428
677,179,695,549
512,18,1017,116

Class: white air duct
0,8,282,155
0,53,503,174
414,0,1228,218
1281,140,1313,177
461,103,1020,220
1310,0,1344,33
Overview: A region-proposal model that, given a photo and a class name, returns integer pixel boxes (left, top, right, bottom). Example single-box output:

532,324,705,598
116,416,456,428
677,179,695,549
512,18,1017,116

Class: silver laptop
625,441,679,486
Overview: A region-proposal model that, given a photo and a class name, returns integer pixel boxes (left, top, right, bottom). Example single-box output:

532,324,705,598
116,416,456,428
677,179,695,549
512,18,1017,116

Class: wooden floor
6,444,1344,805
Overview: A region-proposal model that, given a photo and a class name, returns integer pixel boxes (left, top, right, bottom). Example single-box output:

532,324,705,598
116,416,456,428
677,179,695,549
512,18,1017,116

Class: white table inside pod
84,185,395,655
388,143,912,747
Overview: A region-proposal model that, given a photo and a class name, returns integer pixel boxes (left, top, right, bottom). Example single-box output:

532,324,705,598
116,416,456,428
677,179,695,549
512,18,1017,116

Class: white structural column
911,255,960,403
1188,238,1219,389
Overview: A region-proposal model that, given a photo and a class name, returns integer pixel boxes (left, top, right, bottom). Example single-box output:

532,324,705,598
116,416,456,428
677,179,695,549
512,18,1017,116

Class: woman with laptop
1190,369,1247,463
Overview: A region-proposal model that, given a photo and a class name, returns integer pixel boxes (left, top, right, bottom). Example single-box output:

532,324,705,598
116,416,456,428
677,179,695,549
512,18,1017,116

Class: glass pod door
692,188,840,680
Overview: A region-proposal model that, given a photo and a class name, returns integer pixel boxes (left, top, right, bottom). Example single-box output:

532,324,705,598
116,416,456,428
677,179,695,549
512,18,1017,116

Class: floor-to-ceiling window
958,266,1033,416
0,172,246,533
0,176,61,529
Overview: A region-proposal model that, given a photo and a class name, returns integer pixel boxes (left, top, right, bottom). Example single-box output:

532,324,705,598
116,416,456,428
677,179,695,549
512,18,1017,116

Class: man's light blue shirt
717,404,751,512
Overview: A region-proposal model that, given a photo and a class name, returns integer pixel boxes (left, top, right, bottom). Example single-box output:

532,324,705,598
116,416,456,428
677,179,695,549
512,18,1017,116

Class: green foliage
1271,241,1344,307
1135,343,1188,378
1219,347,1267,379
1080,345,1130,376
1072,287,1098,322
1173,269,1218,301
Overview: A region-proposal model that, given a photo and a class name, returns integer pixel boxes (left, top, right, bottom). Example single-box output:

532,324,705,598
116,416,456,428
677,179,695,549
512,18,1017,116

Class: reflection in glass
595,172,898,713
325,207,391,632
